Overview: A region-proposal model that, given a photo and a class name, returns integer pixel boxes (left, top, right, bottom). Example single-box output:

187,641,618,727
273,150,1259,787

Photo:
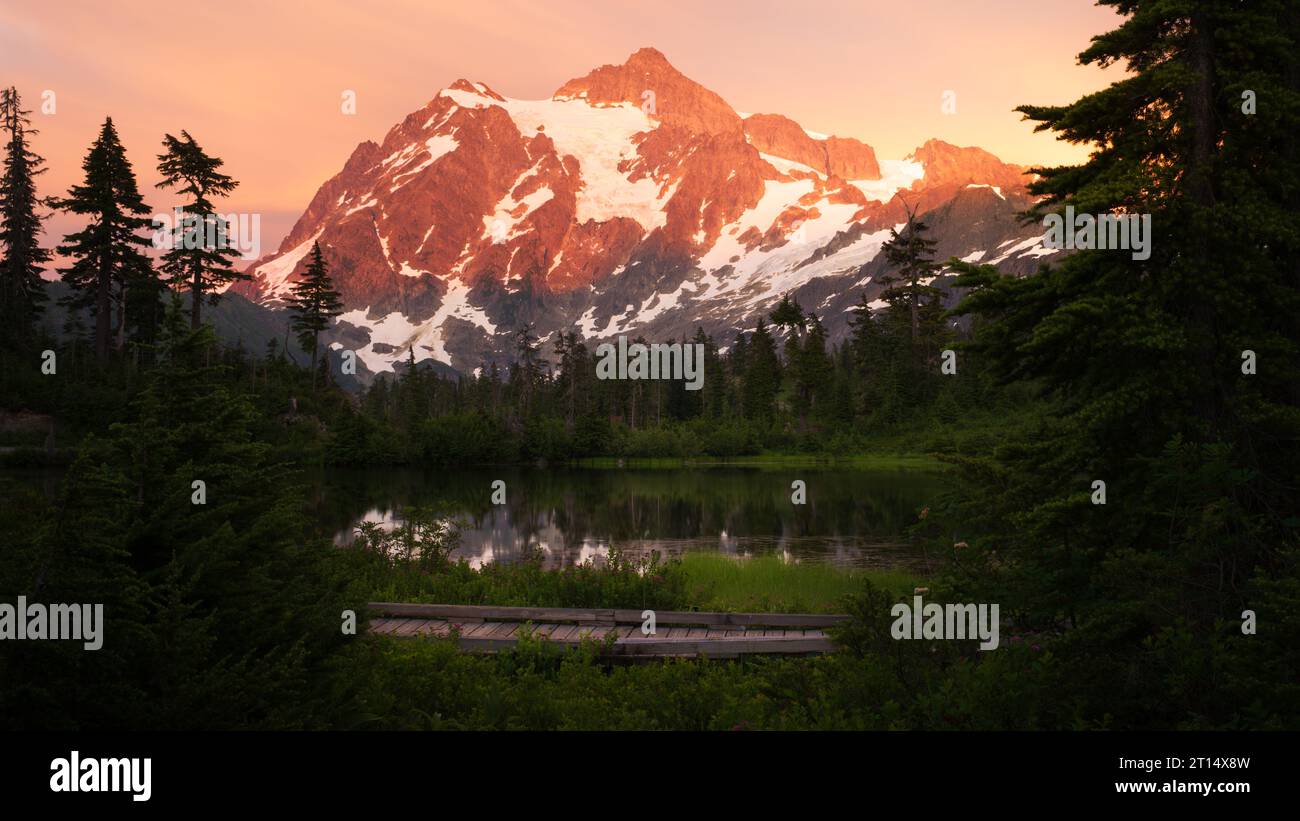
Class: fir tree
0,87,51,340
947,0,1300,727
155,131,246,329
742,318,781,422
879,201,939,343
54,117,155,361
286,242,343,389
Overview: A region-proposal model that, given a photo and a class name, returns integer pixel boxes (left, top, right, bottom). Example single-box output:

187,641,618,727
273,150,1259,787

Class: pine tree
155,131,247,329
286,242,343,389
947,0,1300,727
879,202,939,343
0,87,52,340
796,312,834,426
742,318,780,422
54,117,155,361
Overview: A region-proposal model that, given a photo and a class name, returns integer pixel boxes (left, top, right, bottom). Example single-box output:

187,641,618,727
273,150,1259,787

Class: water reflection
315,466,946,570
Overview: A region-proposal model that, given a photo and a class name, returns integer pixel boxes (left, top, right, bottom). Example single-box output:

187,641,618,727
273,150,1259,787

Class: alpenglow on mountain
234,47,1058,379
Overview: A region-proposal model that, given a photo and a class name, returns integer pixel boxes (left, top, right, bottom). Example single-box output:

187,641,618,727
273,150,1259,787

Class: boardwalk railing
367,602,849,658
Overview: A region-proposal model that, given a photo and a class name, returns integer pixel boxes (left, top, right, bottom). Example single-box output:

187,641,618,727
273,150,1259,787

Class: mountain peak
553,47,743,137
907,138,1027,191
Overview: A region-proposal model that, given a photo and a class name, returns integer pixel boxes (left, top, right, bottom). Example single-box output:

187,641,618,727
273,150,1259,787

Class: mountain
234,47,1058,380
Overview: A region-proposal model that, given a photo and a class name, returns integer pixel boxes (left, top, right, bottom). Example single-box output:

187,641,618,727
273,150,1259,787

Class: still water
311,466,948,570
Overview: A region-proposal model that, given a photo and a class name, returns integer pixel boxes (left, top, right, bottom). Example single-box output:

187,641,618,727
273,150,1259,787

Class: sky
1,0,1122,256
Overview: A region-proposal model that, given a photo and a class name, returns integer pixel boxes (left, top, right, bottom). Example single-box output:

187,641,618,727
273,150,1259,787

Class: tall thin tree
0,87,52,338
54,117,154,361
156,131,247,328
286,241,343,389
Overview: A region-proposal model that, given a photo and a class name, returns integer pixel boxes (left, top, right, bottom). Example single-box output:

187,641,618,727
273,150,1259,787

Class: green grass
679,552,923,614
575,452,947,471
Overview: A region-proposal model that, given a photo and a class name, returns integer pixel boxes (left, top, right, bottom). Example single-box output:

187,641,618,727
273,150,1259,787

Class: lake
310,465,948,570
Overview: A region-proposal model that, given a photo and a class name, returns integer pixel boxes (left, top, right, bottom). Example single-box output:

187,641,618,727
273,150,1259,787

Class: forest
1,0,1297,731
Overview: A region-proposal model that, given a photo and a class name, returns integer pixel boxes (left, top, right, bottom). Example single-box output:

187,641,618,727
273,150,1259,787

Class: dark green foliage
0,87,51,341
156,131,247,329
53,117,156,361
938,0,1300,729
286,242,344,388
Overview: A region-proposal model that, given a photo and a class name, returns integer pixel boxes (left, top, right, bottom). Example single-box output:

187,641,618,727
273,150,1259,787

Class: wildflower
954,541,968,550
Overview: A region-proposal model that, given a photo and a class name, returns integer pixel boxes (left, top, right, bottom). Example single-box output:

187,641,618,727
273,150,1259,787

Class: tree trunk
115,281,127,352
191,267,202,329
910,275,920,342
95,263,111,360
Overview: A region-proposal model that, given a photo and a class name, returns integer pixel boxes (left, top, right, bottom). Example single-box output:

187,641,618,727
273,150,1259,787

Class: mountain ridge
233,48,1056,380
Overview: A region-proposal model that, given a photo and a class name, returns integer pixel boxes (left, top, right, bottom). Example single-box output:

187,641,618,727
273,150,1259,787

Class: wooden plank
394,619,428,637
383,618,416,635
550,625,578,641
410,618,452,639
367,618,397,635
464,622,509,638
610,608,848,629
367,602,846,629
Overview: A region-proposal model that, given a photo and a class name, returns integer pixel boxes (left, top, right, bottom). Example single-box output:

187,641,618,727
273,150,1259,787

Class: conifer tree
879,202,939,343
742,318,781,422
0,87,51,340
286,242,343,389
156,131,246,329
54,117,155,361
947,0,1300,727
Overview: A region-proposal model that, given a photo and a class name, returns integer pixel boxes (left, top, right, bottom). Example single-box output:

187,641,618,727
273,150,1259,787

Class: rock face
742,114,882,180
235,49,1057,380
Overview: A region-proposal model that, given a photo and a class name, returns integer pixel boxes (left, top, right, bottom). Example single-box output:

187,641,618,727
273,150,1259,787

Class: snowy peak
554,47,745,138
238,48,1053,381
907,138,1028,193
742,113,882,180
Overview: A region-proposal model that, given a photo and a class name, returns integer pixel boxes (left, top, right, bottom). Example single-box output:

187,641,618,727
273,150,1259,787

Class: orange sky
1,0,1121,254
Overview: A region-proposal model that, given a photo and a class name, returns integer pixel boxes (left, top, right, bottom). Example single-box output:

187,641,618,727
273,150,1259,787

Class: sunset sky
1,0,1122,256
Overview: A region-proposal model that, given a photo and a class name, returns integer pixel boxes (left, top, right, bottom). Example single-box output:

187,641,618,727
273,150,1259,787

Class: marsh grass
678,552,923,614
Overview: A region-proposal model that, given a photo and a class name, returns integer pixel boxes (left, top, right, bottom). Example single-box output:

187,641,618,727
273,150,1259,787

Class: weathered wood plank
365,605,841,658
611,609,847,628
368,602,846,628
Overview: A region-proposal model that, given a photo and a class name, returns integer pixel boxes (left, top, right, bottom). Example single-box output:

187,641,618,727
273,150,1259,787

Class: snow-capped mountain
234,47,1057,378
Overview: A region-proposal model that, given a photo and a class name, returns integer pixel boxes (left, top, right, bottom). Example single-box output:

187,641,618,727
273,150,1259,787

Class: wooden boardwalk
367,602,848,658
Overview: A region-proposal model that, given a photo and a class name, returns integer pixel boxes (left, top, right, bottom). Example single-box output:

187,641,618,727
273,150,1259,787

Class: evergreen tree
156,131,246,329
947,0,1300,727
286,242,343,389
879,202,939,343
0,87,51,340
54,117,155,361
742,318,781,422
796,312,834,427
